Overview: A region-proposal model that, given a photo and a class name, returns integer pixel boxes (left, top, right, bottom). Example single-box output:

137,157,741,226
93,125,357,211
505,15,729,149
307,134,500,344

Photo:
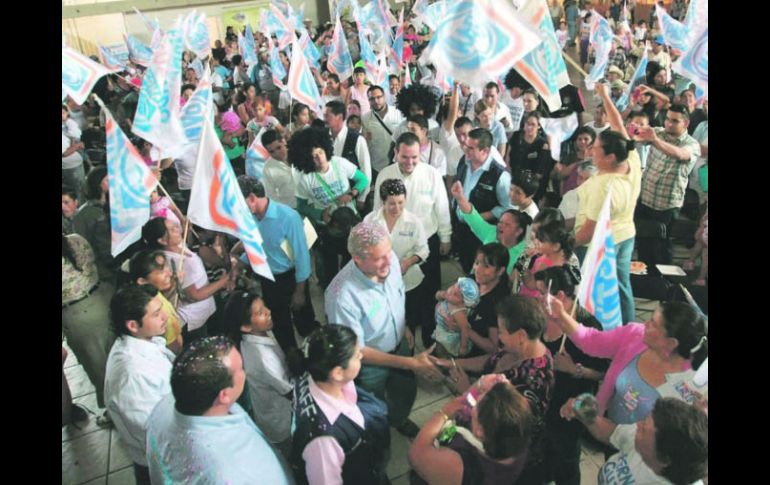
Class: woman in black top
533,265,610,485
465,243,511,357
507,112,555,203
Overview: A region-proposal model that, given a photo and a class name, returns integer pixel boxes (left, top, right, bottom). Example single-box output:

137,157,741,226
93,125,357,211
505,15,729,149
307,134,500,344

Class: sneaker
394,419,421,440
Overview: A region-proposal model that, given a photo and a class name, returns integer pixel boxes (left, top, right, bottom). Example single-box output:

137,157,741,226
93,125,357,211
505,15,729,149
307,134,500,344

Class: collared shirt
493,102,513,131
105,336,175,466
362,106,405,172
241,332,293,443
325,253,406,353
421,141,447,176
476,119,507,149
253,200,311,282
373,162,452,242
163,250,216,330
146,395,293,485
438,127,506,177
332,125,372,202
640,128,701,210
263,157,298,208
458,153,513,220
364,208,430,291
301,377,364,485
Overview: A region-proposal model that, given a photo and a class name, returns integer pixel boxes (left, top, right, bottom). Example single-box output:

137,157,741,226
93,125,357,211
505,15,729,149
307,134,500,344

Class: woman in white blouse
364,178,430,344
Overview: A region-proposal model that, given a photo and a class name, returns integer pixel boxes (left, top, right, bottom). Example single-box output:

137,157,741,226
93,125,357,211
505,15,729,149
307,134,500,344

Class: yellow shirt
158,293,183,346
575,150,642,245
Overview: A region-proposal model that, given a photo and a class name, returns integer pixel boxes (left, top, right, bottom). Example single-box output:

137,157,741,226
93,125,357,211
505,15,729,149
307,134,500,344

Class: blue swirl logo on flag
98,45,126,72
181,11,211,59
585,12,613,91
105,115,157,257
62,47,117,105
577,189,622,330
514,0,569,112
616,55,648,112
357,26,379,82
674,28,707,96
269,42,287,89
180,68,213,144
427,0,542,87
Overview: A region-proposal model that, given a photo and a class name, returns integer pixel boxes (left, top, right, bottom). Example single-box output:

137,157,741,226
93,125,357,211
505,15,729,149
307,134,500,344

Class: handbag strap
371,110,393,136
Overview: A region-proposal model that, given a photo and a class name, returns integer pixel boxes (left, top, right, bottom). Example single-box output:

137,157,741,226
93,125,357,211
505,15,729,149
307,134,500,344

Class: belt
62,282,100,309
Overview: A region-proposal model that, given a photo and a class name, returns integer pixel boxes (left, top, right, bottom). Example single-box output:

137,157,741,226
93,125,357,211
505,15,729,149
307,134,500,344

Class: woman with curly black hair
391,83,440,142
288,127,369,287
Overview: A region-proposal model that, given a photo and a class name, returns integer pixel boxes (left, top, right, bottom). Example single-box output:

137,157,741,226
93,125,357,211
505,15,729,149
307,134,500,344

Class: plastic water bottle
573,393,599,422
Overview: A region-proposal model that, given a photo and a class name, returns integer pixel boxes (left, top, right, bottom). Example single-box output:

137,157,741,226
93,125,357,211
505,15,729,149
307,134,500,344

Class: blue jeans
616,237,636,324
356,338,417,426
574,238,635,324
566,5,578,44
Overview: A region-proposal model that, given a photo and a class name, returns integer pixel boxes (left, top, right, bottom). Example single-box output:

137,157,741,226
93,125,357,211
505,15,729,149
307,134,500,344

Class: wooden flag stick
176,217,192,279
154,179,200,240
563,52,591,78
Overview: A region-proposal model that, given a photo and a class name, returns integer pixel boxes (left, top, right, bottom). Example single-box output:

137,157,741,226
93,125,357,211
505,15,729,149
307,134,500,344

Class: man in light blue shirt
325,222,442,438
237,176,319,354
146,336,294,485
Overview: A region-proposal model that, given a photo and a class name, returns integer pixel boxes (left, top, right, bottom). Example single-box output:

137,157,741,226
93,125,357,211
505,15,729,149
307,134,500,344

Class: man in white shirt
501,72,528,134
406,114,447,177
373,133,452,346
458,83,480,119
105,284,176,485
482,82,514,134
260,130,298,208
362,85,405,178
325,100,372,209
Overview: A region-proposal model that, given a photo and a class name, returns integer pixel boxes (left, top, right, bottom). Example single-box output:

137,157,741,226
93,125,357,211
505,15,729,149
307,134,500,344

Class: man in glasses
362,85,405,182
634,104,701,265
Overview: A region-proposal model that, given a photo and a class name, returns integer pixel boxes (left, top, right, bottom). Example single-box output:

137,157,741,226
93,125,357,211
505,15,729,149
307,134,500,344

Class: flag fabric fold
181,11,211,60
188,119,274,280
98,45,127,72
615,53,648,111
655,5,689,52
584,11,613,91
328,16,354,81
576,189,622,330
266,35,287,89
389,9,404,76
125,34,154,67
288,40,323,117
131,28,187,155
514,0,569,112
104,110,158,257
673,28,708,97
426,0,543,88
539,113,579,161
62,47,119,104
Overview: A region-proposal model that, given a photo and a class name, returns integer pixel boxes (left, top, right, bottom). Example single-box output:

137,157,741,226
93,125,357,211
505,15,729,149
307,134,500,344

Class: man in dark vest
453,128,512,273
325,100,372,213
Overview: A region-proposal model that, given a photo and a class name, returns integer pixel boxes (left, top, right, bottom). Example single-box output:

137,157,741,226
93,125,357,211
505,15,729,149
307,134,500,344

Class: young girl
246,101,285,146
224,292,293,457
433,277,481,358
149,189,185,228
557,20,569,51
519,220,575,298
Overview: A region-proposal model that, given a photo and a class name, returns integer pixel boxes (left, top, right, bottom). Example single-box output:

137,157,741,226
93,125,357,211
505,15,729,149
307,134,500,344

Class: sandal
96,410,113,428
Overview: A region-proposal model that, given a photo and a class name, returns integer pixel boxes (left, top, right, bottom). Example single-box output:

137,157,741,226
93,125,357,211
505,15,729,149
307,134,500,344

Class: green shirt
459,207,526,275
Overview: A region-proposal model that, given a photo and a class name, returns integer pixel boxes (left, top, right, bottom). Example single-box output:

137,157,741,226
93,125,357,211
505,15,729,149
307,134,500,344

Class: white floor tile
106,466,136,485
109,430,133,473
62,428,110,485
62,392,104,442
64,364,96,400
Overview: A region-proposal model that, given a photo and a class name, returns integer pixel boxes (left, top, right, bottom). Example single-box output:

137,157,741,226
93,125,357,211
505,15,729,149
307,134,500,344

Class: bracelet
437,410,450,422
575,363,585,378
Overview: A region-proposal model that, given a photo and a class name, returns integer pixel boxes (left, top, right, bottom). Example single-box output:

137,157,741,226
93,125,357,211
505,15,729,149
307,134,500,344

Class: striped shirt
640,128,701,210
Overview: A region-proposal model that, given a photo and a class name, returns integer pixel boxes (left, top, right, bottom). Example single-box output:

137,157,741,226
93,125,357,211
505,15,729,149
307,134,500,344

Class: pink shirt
570,323,692,415
301,377,364,485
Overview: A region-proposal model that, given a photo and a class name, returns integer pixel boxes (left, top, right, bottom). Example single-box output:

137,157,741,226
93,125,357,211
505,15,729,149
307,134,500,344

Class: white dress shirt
104,335,175,466
373,162,452,243
421,141,448,176
364,207,430,291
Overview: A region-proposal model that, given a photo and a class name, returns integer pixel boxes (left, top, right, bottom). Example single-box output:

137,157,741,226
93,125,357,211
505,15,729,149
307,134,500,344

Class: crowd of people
63,1,708,484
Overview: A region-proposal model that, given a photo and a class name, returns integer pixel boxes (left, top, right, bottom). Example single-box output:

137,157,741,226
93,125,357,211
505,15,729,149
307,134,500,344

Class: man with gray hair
324,222,442,439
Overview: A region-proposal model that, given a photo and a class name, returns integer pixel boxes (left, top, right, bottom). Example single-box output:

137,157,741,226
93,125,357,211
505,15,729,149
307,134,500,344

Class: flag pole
155,180,199,240
177,217,191,279
563,52,591,78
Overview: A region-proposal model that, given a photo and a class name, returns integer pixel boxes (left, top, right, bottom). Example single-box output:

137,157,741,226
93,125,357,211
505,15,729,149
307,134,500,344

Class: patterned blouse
62,234,98,305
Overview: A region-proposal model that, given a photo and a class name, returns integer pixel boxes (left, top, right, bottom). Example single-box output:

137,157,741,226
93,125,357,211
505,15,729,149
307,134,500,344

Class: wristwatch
575,363,585,378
